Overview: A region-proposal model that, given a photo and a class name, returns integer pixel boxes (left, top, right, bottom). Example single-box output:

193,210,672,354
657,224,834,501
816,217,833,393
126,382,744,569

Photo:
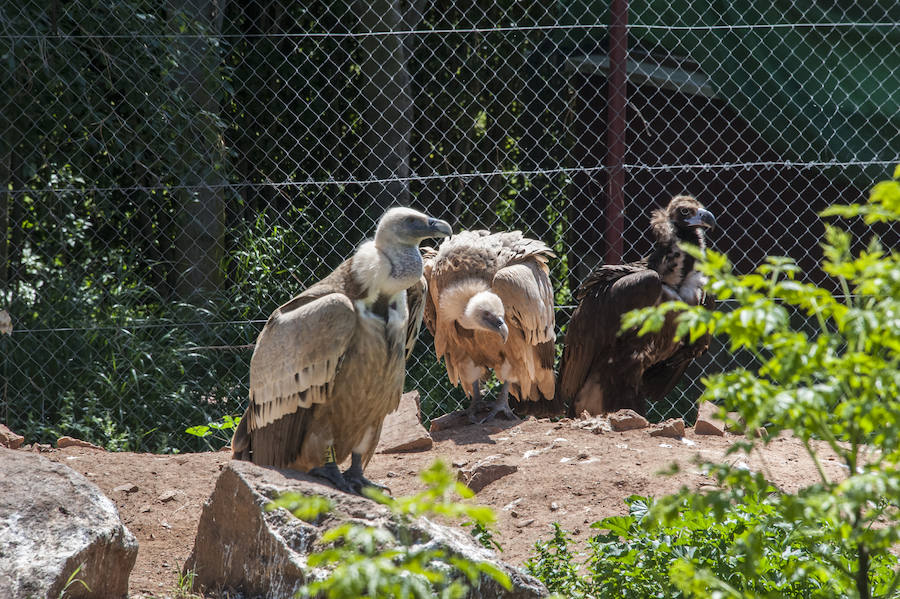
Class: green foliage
269,461,510,599
617,167,900,598
529,492,897,599
185,415,241,451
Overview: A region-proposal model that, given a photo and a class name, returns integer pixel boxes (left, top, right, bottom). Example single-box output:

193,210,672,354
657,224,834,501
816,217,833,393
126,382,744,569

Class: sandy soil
40,416,844,598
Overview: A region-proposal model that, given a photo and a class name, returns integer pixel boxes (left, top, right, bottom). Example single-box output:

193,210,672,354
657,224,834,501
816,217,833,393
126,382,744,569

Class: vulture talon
309,462,355,494
479,382,517,423
344,453,391,496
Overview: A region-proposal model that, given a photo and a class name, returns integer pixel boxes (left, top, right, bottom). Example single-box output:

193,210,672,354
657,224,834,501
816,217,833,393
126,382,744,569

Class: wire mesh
1,1,898,451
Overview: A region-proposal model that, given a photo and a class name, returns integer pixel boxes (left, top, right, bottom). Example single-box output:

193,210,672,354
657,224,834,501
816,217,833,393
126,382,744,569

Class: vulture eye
679,207,691,216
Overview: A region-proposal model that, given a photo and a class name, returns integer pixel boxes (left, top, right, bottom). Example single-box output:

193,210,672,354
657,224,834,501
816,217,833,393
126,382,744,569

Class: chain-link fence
2,1,898,452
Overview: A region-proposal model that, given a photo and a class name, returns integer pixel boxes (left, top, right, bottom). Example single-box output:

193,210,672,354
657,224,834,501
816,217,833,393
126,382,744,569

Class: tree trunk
168,0,227,300
354,0,421,214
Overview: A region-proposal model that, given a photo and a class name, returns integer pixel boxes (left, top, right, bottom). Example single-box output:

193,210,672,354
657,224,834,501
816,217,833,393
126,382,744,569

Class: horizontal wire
3,297,859,341
1,21,896,41
7,160,898,196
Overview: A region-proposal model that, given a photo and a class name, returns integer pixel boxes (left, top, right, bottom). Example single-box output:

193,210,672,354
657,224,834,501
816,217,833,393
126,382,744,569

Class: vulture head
458,290,509,342
375,207,453,249
652,195,716,246
369,207,452,295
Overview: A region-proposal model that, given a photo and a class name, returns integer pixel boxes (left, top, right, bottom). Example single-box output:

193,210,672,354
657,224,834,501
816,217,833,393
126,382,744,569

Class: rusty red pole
605,0,628,265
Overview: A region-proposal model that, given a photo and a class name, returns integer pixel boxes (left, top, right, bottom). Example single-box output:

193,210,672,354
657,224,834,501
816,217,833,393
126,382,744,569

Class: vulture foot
344,453,391,496
478,382,517,423
309,462,355,494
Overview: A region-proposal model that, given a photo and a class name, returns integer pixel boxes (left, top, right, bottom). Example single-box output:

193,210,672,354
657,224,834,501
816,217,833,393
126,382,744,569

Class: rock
694,401,726,436
430,410,472,432
0,424,24,449
458,454,518,493
649,418,685,438
376,390,433,453
158,490,178,503
184,461,546,599
608,409,649,432
0,447,138,599
58,436,105,450
113,483,138,494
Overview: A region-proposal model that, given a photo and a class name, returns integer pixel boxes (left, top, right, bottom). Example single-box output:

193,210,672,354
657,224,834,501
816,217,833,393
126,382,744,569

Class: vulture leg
309,448,354,494
466,380,485,423
480,381,516,423
343,453,390,496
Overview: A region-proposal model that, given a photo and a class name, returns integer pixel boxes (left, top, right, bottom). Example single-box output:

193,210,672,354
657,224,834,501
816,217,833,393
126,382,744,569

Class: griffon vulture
231,207,452,494
422,230,557,423
557,195,716,417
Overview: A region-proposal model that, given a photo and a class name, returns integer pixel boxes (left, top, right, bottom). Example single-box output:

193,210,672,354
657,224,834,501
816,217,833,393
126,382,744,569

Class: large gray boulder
0,447,138,598
184,460,547,599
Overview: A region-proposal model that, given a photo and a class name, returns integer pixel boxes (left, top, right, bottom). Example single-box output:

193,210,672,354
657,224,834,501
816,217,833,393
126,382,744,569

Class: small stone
57,436,104,450
515,518,535,528
694,401,726,436
157,490,178,503
113,483,139,494
457,455,517,493
139,505,152,513
451,459,469,468
385,471,398,478
0,423,25,449
549,502,559,511
649,418,686,438
608,409,649,432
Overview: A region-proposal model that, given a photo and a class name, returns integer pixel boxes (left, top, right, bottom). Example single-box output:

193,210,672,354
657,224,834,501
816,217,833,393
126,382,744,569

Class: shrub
528,166,900,599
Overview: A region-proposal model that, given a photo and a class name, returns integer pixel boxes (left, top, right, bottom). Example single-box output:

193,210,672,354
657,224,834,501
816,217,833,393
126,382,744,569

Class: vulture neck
646,211,708,287
438,279,491,328
352,239,423,302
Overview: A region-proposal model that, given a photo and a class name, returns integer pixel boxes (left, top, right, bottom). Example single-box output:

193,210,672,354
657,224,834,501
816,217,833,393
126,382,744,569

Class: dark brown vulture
421,230,558,423
557,195,716,417
231,207,452,494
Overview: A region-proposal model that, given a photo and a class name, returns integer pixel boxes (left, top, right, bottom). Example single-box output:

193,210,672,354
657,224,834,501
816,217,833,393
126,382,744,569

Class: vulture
231,207,452,494
557,195,716,417
422,230,558,423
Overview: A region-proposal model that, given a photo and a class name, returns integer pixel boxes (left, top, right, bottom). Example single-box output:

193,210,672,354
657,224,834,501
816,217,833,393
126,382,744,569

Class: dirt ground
40,416,847,598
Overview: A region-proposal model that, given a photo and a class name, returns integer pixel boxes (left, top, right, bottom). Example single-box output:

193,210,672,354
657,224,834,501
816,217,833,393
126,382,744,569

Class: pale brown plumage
557,195,716,417
422,230,558,422
231,207,451,493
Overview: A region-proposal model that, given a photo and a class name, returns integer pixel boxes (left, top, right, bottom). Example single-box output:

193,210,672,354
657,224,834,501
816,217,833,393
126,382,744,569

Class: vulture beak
497,320,509,343
686,208,716,230
427,217,453,238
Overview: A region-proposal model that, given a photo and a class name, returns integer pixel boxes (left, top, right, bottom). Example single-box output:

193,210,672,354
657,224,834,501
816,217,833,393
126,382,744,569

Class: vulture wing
235,291,357,466
404,276,427,360
492,261,555,346
558,265,663,411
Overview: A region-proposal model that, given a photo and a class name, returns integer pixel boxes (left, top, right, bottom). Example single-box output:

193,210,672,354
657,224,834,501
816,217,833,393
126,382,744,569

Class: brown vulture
231,207,452,493
421,230,558,423
557,195,716,417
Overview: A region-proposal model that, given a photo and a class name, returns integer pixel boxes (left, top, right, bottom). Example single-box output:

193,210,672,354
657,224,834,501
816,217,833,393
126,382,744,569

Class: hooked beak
498,320,509,343
686,208,716,230
427,217,453,238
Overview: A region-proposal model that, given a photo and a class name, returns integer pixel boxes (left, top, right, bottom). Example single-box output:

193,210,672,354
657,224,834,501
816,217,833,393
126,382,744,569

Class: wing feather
491,261,556,346
247,292,357,430
404,276,427,360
